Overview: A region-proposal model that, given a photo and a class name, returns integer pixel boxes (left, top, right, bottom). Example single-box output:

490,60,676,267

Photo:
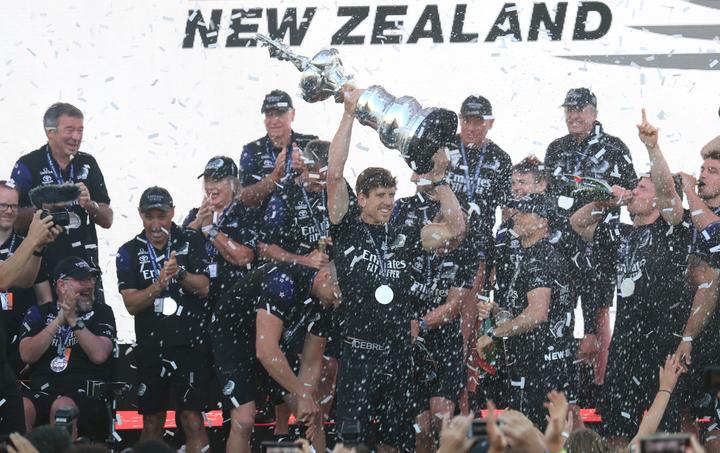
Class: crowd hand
59,287,79,327
677,172,698,194
410,320,419,342
577,334,600,365
476,335,493,360
295,392,321,439
498,410,547,453
477,300,495,321
659,353,685,393
429,147,451,182
303,249,329,269
195,197,213,228
637,108,659,149
342,87,365,117
27,210,62,249
544,391,572,453
295,438,313,453
487,401,508,453
271,149,288,181
688,434,707,453
290,143,306,173
437,413,474,453
158,251,179,286
7,433,39,453
675,339,693,372
598,184,632,208
75,182,92,210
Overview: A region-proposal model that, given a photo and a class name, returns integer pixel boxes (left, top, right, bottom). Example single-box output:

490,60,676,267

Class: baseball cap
507,193,555,219
460,95,493,118
138,186,174,212
561,88,597,109
53,256,101,282
261,90,294,114
198,156,238,180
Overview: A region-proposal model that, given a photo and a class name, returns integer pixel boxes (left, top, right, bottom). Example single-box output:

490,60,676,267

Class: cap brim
139,203,172,212
261,106,292,114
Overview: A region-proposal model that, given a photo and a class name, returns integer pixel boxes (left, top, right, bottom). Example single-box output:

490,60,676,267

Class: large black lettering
528,2,568,41
371,5,407,45
573,1,612,40
267,7,316,45
407,5,443,44
331,6,369,45
182,9,222,48
450,4,478,43
485,3,522,42
226,9,263,47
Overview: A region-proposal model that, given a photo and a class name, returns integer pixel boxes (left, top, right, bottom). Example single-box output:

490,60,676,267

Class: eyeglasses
0,203,18,212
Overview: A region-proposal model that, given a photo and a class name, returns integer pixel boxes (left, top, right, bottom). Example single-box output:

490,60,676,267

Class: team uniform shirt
0,232,49,374
19,302,116,392
593,214,692,438
116,223,210,364
544,122,637,216
10,145,111,274
497,238,575,428
183,202,258,301
446,137,512,265
239,131,318,218
688,207,720,270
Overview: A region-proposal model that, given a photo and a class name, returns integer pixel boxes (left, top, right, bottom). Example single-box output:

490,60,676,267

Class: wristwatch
71,319,86,332
206,226,220,241
431,178,449,188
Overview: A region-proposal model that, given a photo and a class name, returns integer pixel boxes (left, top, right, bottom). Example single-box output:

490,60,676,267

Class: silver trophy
257,34,457,173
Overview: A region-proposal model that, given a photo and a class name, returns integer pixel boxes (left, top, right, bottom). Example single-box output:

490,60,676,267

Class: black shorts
0,363,25,434
415,331,465,409
22,384,107,437
135,345,211,414
335,339,417,452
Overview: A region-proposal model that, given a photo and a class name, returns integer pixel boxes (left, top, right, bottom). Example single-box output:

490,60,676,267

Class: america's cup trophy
256,34,458,173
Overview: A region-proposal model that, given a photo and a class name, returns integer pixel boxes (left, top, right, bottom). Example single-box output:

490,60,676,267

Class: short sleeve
19,305,44,340
90,305,117,340
524,255,557,293
86,156,111,204
183,208,199,228
239,145,259,187
116,244,140,291
257,270,299,323
185,229,210,277
10,160,33,207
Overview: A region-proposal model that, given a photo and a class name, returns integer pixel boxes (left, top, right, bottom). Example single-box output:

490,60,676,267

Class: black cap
460,95,493,118
138,186,174,212
198,156,238,180
53,256,101,282
562,88,597,109
507,193,555,219
261,90,293,114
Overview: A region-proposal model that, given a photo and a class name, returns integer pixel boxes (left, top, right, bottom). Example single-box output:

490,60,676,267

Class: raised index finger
641,108,647,124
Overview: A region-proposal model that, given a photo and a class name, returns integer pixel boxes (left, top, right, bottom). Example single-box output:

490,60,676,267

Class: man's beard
77,296,94,314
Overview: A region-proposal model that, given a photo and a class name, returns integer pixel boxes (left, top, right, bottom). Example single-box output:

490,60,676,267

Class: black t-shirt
446,137,512,263
116,223,210,359
331,203,423,347
19,302,116,391
183,202,258,300
544,122,637,215
239,131,318,214
593,214,693,359
10,145,111,273
688,207,720,270
499,238,575,367
1,232,49,371
254,263,323,351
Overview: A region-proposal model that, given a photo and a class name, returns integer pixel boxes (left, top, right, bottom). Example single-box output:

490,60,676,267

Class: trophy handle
256,34,310,72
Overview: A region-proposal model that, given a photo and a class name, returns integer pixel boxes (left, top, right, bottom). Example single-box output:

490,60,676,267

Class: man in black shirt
0,181,53,376
184,156,257,302
570,111,690,441
19,256,116,439
116,187,211,453
445,95,512,406
0,201,61,435
544,88,637,386
238,90,318,211
10,103,113,297
476,194,575,428
327,89,465,452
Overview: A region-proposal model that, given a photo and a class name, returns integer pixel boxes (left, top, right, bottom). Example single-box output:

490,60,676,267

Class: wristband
682,336,693,343
486,327,497,342
431,178,449,188
418,319,428,333
33,248,44,257
176,267,188,282
206,226,220,241
658,389,672,396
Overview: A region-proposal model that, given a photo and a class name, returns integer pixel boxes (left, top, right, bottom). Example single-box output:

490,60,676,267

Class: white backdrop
1,0,718,341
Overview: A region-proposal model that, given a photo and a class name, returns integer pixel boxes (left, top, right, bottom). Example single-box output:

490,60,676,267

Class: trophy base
402,108,458,174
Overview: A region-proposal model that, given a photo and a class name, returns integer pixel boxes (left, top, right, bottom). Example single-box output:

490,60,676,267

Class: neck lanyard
146,234,171,283
459,142,486,202
621,227,647,278
1,233,17,256
300,186,327,238
363,224,390,283
46,145,74,184
55,318,73,357
214,202,235,228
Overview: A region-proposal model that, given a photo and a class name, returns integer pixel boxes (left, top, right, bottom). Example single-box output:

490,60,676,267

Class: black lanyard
46,145,75,184
459,142,486,202
300,186,327,238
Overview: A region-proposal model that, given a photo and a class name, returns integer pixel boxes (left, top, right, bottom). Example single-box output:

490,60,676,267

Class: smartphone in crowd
639,433,691,453
468,418,489,453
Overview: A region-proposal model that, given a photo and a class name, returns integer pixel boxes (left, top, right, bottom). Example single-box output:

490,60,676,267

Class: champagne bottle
566,174,613,201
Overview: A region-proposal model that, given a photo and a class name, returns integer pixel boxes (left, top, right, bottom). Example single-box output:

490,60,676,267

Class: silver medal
375,284,394,305
50,356,68,373
162,298,178,316
67,212,82,230
620,278,635,298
